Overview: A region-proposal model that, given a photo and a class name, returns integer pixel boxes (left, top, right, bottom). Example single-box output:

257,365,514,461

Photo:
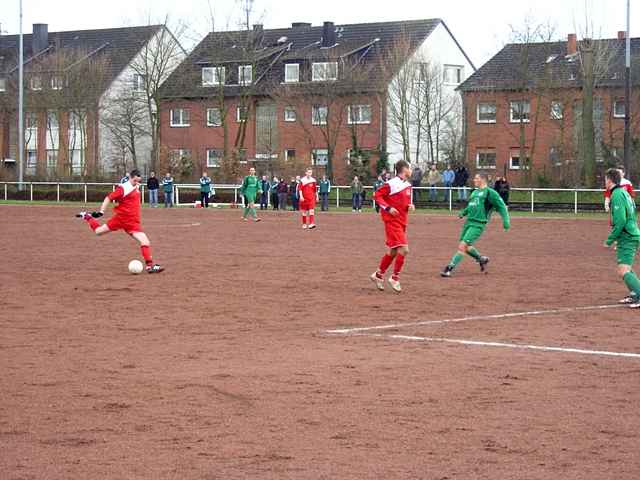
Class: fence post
448,188,452,211
530,189,534,213
4,183,7,201
175,186,180,206
57,183,60,202
84,184,88,203
30,183,33,202
234,187,238,205
337,187,340,208
140,185,145,205
574,190,578,214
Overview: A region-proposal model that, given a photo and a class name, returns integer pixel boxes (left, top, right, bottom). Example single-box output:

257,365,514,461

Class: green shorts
459,223,485,246
244,192,257,204
616,237,640,265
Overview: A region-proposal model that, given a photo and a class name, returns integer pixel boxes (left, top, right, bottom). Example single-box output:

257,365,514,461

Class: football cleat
146,264,165,274
308,224,316,230
302,224,308,229
628,302,640,309
388,276,402,293
440,265,454,278
620,294,638,304
254,218,262,222
478,256,490,273
75,211,88,219
370,272,385,291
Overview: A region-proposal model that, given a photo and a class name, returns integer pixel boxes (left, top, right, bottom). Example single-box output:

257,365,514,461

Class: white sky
0,0,636,67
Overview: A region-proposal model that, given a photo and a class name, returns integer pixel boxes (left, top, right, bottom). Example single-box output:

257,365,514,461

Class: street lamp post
18,0,24,190
623,0,632,177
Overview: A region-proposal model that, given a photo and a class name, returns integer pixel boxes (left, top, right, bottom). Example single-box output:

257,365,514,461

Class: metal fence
0,181,612,214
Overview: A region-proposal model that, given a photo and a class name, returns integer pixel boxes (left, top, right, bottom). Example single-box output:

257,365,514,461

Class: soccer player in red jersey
75,169,164,273
298,168,318,230
370,160,414,293
605,166,635,212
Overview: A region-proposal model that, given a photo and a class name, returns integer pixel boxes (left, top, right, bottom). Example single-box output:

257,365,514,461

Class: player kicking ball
602,168,640,308
441,172,509,277
298,168,318,230
75,169,164,273
370,160,414,293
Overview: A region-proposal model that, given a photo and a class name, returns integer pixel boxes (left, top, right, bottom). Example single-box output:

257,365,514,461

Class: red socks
302,215,307,225
309,214,315,225
379,254,393,274
140,245,153,266
393,254,405,278
84,215,100,231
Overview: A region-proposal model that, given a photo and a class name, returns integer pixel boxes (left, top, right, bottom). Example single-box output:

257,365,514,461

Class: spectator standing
270,176,280,210
147,171,159,207
289,177,299,211
277,178,289,210
259,175,271,210
410,165,424,203
351,176,364,212
455,165,470,201
120,173,129,184
427,164,442,202
162,173,174,208
494,176,511,206
319,175,331,211
442,165,455,202
373,174,385,212
199,172,213,208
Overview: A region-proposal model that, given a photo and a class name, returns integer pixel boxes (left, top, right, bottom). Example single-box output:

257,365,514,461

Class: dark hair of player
606,168,622,185
395,160,410,175
130,169,142,178
617,165,625,174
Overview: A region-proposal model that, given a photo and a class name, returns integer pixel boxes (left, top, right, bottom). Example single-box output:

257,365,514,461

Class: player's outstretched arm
491,190,510,230
98,195,112,215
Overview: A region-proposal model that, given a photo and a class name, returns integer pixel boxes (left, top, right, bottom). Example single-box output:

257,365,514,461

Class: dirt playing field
1,204,640,479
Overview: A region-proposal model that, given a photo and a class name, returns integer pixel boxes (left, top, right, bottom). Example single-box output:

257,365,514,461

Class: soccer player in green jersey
603,168,640,308
240,167,262,222
441,173,510,277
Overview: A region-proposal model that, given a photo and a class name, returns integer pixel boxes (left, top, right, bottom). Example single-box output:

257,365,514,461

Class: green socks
623,271,640,297
449,253,464,268
250,208,257,219
242,207,249,218
467,247,482,261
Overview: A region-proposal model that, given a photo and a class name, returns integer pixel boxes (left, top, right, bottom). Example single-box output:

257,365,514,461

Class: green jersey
241,175,261,196
606,187,640,246
460,187,510,230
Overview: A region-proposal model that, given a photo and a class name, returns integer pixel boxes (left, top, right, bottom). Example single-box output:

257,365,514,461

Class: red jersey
373,176,413,226
605,179,634,199
108,181,141,224
298,176,317,202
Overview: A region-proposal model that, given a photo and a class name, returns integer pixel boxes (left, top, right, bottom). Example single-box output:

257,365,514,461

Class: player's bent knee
618,264,631,276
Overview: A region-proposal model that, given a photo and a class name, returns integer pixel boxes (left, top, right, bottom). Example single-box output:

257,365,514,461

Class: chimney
291,22,311,28
618,30,626,40
322,21,336,48
567,33,577,55
252,24,263,47
32,23,49,54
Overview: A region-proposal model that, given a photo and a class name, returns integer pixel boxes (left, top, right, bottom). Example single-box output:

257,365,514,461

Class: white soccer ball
128,260,144,275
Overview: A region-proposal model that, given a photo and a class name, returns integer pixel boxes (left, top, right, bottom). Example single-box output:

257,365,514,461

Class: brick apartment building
159,19,474,183
459,32,640,186
0,24,183,180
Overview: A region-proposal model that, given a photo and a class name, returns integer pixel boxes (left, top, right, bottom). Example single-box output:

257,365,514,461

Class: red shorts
384,221,407,248
299,200,316,211
107,215,141,234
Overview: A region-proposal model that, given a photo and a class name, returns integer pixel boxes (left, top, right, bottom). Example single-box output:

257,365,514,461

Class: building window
550,101,563,120
443,65,463,85
312,62,338,82
207,108,222,127
170,109,190,127
239,65,253,86
613,100,625,118
285,63,299,83
348,105,372,125
68,112,85,176
237,148,247,163
25,112,38,175
202,66,225,86
236,105,248,122
30,76,42,91
477,103,496,123
0,78,6,92
46,111,59,173
284,107,296,122
476,150,496,169
284,149,296,162
46,151,58,172
133,73,145,92
206,149,223,167
509,100,531,123
509,150,530,170
50,75,64,90
549,146,562,166
312,149,329,166
312,105,328,125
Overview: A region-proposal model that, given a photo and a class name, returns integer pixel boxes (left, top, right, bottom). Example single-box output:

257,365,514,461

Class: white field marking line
161,222,202,228
364,333,640,359
325,304,625,335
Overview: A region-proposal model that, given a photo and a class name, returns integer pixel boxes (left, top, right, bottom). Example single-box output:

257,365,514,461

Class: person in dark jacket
277,178,289,210
259,175,271,210
199,171,213,208
494,176,511,206
319,175,331,211
454,165,469,201
147,171,159,207
270,176,280,210
373,174,385,212
290,176,300,211
410,166,424,203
